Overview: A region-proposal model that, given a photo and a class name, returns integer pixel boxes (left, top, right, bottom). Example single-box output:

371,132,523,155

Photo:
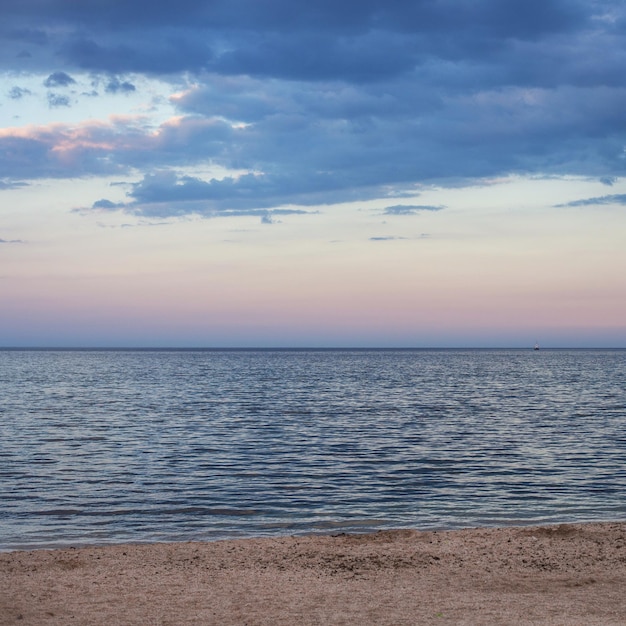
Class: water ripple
1,349,625,550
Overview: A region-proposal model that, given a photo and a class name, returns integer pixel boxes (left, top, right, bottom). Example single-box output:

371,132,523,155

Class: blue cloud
92,199,125,210
8,86,32,99
61,35,214,74
105,78,136,94
383,205,445,215
43,71,76,87
2,0,626,218
47,93,71,107
115,170,327,216
1,1,602,82
556,194,626,207
369,236,407,241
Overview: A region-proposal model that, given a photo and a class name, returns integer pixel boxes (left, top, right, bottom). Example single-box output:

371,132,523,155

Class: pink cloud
0,115,233,179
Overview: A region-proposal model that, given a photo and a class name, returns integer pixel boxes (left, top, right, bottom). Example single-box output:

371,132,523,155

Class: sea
1,348,625,551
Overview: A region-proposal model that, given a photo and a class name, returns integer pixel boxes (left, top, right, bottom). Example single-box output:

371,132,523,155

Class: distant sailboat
534,342,540,351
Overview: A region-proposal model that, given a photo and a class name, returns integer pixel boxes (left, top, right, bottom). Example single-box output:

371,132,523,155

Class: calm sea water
1,349,625,550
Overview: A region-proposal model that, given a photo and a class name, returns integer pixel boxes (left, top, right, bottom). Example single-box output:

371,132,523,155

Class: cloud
43,71,76,87
369,236,408,241
383,204,445,215
0,238,26,244
8,86,32,99
86,171,315,219
2,0,626,219
122,168,391,215
0,117,155,179
60,35,214,75
0,179,28,190
91,199,125,210
105,78,136,94
2,1,591,79
556,194,626,207
47,93,71,107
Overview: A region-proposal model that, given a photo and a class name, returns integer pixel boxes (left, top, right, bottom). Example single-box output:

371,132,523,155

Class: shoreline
4,516,625,554
1,518,625,555
2,521,625,625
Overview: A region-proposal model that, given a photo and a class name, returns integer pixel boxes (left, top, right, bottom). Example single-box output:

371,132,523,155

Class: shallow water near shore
1,349,625,550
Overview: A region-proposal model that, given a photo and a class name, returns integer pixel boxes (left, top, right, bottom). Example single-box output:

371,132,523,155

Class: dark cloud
61,34,213,74
1,0,607,82
383,204,444,215
105,78,136,94
556,194,626,207
43,71,76,87
214,31,418,83
2,0,587,39
123,170,356,215
2,0,626,217
88,170,316,218
7,27,49,46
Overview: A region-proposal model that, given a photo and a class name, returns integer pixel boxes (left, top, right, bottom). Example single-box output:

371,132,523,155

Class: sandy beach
2,522,625,625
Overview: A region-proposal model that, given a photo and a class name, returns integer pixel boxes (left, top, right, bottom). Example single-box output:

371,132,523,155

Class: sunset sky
1,0,625,347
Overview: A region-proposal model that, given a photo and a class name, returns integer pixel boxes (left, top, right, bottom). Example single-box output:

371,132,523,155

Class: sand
1,522,625,625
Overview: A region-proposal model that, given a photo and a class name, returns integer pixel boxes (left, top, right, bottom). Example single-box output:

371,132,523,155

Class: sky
1,0,626,348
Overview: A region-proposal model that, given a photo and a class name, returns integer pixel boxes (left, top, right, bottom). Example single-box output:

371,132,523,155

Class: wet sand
2,522,625,625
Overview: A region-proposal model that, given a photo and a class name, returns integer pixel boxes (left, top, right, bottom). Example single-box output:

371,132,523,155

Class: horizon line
1,346,625,351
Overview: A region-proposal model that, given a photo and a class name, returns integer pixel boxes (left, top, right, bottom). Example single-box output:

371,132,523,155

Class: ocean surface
1,349,625,551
